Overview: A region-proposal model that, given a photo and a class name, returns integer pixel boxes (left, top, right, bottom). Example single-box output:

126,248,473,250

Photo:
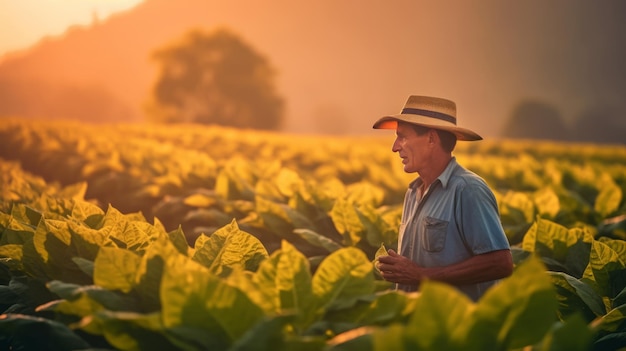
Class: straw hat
372,95,482,141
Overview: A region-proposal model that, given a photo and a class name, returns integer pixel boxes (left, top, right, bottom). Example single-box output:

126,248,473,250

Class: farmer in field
374,95,513,301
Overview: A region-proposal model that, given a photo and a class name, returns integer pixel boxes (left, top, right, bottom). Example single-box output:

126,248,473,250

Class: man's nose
392,139,400,152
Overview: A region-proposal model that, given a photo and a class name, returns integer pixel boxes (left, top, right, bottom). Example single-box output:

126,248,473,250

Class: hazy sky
0,0,143,55
1,0,624,138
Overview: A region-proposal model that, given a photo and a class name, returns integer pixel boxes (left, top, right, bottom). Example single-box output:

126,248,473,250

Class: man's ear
428,129,436,144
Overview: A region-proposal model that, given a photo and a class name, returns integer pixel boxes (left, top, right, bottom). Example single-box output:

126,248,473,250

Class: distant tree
147,28,284,130
572,105,626,145
501,100,570,141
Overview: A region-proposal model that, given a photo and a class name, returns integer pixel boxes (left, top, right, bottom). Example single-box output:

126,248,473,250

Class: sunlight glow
0,0,144,55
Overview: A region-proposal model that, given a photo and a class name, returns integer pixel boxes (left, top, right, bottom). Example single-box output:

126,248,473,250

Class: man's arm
376,249,513,286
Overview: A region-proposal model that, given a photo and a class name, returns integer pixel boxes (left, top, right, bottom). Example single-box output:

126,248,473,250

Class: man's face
392,122,430,173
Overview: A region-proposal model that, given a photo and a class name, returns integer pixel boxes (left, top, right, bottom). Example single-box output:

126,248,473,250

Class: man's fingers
387,249,398,256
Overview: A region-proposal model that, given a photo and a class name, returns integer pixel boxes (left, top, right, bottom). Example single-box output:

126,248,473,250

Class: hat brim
372,115,482,141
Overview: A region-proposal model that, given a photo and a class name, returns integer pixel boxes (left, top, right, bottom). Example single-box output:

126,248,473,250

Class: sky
0,0,143,56
0,0,624,141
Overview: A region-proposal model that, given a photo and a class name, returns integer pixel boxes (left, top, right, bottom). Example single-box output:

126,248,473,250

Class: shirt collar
408,157,458,190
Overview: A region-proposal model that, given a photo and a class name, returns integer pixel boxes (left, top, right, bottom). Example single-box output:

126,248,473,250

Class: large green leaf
293,229,342,254
0,313,91,351
582,240,626,299
500,190,536,224
9,204,42,228
592,303,626,350
0,212,35,246
228,314,295,351
227,240,315,334
328,284,470,351
256,196,317,238
192,219,268,275
599,237,626,265
312,247,375,312
537,314,594,351
533,187,561,219
167,224,190,256
466,256,557,350
594,173,622,217
133,239,169,312
346,182,384,207
94,246,142,293
67,194,104,228
549,271,606,320
522,218,593,278
91,310,180,351
45,280,138,314
160,242,266,349
408,282,474,348
327,290,418,327
67,221,110,262
330,199,364,246
0,244,23,265
107,220,153,254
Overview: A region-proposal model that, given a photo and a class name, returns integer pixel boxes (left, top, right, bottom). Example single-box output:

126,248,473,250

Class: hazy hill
1,0,625,138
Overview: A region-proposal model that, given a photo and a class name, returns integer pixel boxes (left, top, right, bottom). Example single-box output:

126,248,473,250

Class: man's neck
419,154,453,189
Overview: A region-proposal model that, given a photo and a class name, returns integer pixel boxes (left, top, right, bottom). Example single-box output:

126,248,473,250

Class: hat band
401,108,456,124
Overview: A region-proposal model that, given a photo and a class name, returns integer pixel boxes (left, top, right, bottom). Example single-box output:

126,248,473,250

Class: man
374,95,513,301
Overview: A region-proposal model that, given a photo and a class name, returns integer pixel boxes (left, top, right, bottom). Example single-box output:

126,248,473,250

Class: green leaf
183,193,217,208
468,255,558,350
592,303,626,336
538,314,594,351
254,240,314,331
0,244,23,263
67,221,108,262
90,310,180,351
312,247,375,312
10,204,42,228
549,271,606,320
599,236,626,264
347,290,417,326
372,243,388,277
346,182,384,207
0,313,91,350
133,239,169,312
293,228,342,253
594,173,622,217
160,246,266,348
522,218,593,278
500,191,536,224
330,199,364,246
256,196,316,237
167,225,190,256
533,187,561,219
94,246,142,293
45,280,138,312
72,257,94,277
228,314,295,351
275,168,303,198
402,282,474,350
0,214,35,246
582,240,626,298
192,219,268,275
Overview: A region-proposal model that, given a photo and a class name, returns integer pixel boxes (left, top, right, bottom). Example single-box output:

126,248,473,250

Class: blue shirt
397,157,510,301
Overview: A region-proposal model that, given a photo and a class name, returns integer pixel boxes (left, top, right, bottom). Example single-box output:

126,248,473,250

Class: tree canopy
147,28,284,130
501,100,570,141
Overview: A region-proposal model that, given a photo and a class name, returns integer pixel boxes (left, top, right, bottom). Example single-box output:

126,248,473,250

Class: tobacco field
0,117,625,350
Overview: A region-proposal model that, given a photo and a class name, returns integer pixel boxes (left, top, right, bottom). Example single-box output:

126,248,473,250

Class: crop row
1,159,624,350
0,118,624,254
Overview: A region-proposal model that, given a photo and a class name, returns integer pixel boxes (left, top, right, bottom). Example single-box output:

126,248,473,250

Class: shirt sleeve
456,179,511,255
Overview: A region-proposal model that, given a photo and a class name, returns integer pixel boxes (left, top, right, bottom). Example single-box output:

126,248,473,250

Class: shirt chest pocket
422,216,448,252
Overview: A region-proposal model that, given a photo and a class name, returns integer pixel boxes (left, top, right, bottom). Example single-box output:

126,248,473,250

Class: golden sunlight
0,0,144,55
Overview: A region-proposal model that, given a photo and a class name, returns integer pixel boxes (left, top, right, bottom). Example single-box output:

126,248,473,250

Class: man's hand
376,249,422,285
